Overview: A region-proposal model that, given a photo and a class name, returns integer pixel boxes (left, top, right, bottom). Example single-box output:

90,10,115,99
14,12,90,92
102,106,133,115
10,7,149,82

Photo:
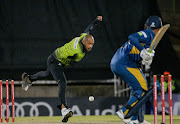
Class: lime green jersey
54,33,87,66
164,80,176,93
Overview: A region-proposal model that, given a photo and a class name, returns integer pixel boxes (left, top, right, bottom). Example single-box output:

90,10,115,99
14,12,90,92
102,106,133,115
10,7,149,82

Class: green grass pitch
4,115,180,124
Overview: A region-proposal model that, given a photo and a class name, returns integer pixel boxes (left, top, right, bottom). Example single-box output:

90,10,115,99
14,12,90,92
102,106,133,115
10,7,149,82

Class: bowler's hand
97,16,102,21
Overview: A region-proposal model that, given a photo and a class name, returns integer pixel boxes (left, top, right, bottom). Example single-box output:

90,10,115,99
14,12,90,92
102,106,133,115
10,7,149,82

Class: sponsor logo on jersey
74,37,80,49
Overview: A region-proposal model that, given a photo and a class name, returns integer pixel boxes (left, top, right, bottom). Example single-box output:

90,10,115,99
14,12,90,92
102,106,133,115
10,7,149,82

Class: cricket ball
89,96,94,101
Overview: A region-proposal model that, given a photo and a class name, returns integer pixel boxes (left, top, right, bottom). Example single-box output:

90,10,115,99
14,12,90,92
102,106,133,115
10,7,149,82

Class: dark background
0,0,179,80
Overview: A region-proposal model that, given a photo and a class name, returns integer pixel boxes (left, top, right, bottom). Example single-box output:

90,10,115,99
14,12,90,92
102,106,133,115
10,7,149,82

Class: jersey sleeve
128,30,151,51
83,18,100,34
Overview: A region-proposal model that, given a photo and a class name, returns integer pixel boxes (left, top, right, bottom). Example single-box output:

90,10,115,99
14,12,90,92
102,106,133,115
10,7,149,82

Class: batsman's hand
142,57,153,66
97,16,102,21
140,48,155,61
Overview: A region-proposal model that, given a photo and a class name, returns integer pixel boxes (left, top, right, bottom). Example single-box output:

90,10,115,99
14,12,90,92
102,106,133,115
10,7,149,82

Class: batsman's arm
128,34,155,61
128,35,144,51
83,16,102,34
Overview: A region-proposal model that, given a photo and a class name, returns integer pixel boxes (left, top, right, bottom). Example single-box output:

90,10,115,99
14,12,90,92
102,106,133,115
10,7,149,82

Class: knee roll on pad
132,90,146,100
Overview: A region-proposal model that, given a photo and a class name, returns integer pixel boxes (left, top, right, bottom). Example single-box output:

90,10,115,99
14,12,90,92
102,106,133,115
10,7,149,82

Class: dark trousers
29,54,67,106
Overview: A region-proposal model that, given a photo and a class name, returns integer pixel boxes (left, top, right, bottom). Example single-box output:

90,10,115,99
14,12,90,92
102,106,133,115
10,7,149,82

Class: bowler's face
83,38,94,52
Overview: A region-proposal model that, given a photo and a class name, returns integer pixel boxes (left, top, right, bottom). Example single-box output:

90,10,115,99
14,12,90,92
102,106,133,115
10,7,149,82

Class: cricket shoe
61,108,73,123
127,119,139,124
21,72,32,91
116,109,130,123
127,119,151,124
139,120,151,124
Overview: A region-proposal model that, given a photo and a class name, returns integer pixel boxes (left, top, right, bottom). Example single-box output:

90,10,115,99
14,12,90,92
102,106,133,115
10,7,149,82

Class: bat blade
149,24,170,51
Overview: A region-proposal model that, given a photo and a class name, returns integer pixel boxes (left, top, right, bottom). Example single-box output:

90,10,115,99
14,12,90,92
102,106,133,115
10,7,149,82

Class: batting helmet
145,16,163,29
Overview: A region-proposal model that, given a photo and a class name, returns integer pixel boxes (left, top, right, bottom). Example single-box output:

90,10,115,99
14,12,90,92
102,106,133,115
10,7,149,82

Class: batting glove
140,48,155,61
142,57,153,66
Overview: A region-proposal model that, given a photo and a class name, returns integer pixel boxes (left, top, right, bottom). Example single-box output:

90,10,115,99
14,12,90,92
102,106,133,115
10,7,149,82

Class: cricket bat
149,24,170,51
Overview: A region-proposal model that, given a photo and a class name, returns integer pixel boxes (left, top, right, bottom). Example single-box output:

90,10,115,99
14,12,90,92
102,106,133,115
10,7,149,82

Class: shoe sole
22,73,27,91
21,72,27,81
21,73,31,91
62,111,73,123
116,111,130,123
21,72,26,81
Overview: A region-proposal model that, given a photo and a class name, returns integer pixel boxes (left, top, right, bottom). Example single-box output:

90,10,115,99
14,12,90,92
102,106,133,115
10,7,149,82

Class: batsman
110,16,163,124
21,16,102,122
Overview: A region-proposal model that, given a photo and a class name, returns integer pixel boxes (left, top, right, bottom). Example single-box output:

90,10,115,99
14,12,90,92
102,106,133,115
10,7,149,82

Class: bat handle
148,50,152,53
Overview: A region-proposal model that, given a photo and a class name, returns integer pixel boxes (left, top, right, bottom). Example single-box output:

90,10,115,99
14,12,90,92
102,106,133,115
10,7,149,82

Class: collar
80,40,86,53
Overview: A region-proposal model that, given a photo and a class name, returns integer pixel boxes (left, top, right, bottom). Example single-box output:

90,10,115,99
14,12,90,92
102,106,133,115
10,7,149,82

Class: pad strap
124,104,132,110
